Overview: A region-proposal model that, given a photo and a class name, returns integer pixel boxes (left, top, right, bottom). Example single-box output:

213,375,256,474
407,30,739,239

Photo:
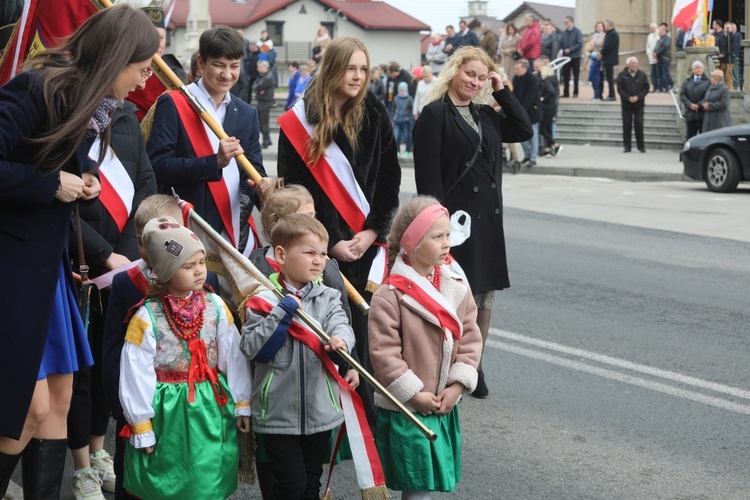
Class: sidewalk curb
519,166,689,183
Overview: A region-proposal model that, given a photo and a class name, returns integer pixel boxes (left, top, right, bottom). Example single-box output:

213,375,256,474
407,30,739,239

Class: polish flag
672,0,700,31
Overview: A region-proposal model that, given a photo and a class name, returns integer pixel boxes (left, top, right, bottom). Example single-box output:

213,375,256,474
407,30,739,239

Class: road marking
487,339,750,415
488,328,750,413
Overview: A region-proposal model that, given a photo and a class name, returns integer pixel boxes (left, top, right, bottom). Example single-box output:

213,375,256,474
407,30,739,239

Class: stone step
554,134,683,149
555,122,682,133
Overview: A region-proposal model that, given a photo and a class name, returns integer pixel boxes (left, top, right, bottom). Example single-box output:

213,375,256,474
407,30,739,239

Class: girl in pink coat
368,196,482,499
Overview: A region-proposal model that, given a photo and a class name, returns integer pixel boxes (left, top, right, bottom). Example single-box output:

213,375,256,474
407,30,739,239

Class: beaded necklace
161,293,205,341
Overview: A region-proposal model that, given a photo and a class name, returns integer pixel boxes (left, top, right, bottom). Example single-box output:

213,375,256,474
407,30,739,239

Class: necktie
695,76,699,83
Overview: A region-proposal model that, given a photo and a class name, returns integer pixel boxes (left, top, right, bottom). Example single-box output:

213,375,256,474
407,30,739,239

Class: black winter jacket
73,102,157,277
512,71,541,123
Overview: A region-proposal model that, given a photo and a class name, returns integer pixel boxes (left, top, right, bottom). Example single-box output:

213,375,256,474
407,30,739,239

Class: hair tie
400,204,449,256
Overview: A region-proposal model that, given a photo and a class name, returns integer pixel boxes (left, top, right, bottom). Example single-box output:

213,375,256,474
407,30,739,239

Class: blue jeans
650,63,660,90
393,122,413,152
522,122,540,162
589,59,602,99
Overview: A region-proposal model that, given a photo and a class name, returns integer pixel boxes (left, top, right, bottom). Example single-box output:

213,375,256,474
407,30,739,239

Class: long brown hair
24,4,159,171
304,36,370,165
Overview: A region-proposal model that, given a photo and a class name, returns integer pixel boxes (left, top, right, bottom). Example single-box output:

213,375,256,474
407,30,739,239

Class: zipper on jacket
260,371,274,420
299,345,306,434
324,373,340,413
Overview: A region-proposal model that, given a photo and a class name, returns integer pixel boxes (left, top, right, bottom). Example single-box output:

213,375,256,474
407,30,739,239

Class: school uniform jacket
413,88,533,294
0,71,94,439
146,86,266,244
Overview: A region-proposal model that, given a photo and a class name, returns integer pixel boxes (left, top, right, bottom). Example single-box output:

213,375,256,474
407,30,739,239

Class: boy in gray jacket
240,213,355,499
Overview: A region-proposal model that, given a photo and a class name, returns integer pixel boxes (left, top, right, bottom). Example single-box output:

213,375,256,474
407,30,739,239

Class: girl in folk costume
0,5,159,498
119,218,252,499
368,196,483,499
277,36,401,427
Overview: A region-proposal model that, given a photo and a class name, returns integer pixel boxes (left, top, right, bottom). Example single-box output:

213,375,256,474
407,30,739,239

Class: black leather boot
21,438,67,500
0,449,22,497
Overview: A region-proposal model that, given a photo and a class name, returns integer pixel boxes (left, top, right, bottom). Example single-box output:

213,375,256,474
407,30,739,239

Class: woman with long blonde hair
413,46,532,399
277,36,401,426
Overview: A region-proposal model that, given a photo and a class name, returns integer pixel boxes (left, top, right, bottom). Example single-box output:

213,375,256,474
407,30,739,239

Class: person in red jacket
516,14,541,68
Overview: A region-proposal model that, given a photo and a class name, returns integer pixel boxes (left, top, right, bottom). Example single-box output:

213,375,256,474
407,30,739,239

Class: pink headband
401,204,449,256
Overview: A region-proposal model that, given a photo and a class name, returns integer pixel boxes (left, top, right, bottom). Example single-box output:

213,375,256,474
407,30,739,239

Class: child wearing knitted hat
119,217,252,499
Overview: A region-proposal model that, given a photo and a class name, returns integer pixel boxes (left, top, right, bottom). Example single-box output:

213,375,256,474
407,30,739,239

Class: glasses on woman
129,64,153,83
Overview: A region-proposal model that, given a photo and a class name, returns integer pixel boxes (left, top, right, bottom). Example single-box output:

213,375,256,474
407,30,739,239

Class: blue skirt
37,260,93,380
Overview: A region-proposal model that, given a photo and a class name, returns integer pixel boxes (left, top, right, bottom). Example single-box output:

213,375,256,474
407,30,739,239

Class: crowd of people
0,4,536,500
1,4,746,498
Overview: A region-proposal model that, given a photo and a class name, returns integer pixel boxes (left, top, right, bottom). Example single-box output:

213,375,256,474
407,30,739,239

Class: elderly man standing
480,22,498,59
517,14,541,69
617,57,650,153
653,24,673,92
560,15,583,97
646,23,660,92
679,61,710,138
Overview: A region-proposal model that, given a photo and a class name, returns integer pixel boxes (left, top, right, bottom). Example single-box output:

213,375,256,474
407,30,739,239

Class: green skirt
124,376,239,499
376,406,462,492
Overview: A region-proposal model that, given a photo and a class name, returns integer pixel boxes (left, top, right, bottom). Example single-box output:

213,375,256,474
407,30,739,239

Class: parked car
681,124,750,192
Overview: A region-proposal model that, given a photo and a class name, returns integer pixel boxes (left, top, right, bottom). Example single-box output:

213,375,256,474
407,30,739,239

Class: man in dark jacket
599,19,620,101
679,60,711,138
541,25,558,62
653,25,673,92
456,20,480,48
616,57,650,153
560,15,583,97
253,60,276,148
713,20,734,89
512,58,541,166
385,62,413,111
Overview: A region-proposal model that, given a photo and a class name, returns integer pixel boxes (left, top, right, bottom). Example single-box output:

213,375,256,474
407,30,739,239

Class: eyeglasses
158,221,180,230
129,64,153,83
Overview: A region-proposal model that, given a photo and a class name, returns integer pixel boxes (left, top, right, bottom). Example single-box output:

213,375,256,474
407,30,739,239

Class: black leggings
262,432,330,500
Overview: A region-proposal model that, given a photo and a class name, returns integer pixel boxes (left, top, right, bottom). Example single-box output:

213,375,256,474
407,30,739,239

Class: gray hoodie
241,279,355,435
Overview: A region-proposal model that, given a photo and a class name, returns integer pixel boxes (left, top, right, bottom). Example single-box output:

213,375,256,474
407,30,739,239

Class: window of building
266,21,284,46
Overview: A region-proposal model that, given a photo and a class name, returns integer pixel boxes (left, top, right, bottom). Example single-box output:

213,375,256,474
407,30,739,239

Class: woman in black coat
0,5,159,498
413,46,533,398
277,36,401,427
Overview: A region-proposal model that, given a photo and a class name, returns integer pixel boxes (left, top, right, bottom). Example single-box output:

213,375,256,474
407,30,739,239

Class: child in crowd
101,194,183,499
391,81,415,158
119,218,251,499
241,214,355,499
248,182,359,498
368,196,483,499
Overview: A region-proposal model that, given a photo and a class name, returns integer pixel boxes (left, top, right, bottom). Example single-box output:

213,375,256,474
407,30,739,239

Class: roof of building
168,0,429,31
501,1,575,30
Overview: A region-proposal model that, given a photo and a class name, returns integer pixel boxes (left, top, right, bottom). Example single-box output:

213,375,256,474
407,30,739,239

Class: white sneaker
72,468,105,500
90,449,116,493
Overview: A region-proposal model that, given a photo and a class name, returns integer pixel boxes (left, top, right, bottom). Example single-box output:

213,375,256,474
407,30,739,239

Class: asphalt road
8,175,750,499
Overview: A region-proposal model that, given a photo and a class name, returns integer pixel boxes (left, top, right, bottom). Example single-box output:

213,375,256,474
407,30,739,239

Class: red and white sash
385,257,462,340
278,100,387,288
89,138,134,234
245,293,387,495
169,85,251,253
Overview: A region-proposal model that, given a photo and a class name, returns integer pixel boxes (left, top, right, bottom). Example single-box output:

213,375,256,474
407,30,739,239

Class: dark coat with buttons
0,71,94,439
679,73,710,122
413,88,533,294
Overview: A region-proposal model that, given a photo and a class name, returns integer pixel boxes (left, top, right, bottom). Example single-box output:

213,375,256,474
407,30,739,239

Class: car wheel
704,147,741,193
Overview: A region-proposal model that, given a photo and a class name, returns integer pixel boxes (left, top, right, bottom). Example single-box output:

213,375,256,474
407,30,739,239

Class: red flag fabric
0,0,98,86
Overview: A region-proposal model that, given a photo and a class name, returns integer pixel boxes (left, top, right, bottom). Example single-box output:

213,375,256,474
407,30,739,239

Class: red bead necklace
428,265,441,291
161,295,205,341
